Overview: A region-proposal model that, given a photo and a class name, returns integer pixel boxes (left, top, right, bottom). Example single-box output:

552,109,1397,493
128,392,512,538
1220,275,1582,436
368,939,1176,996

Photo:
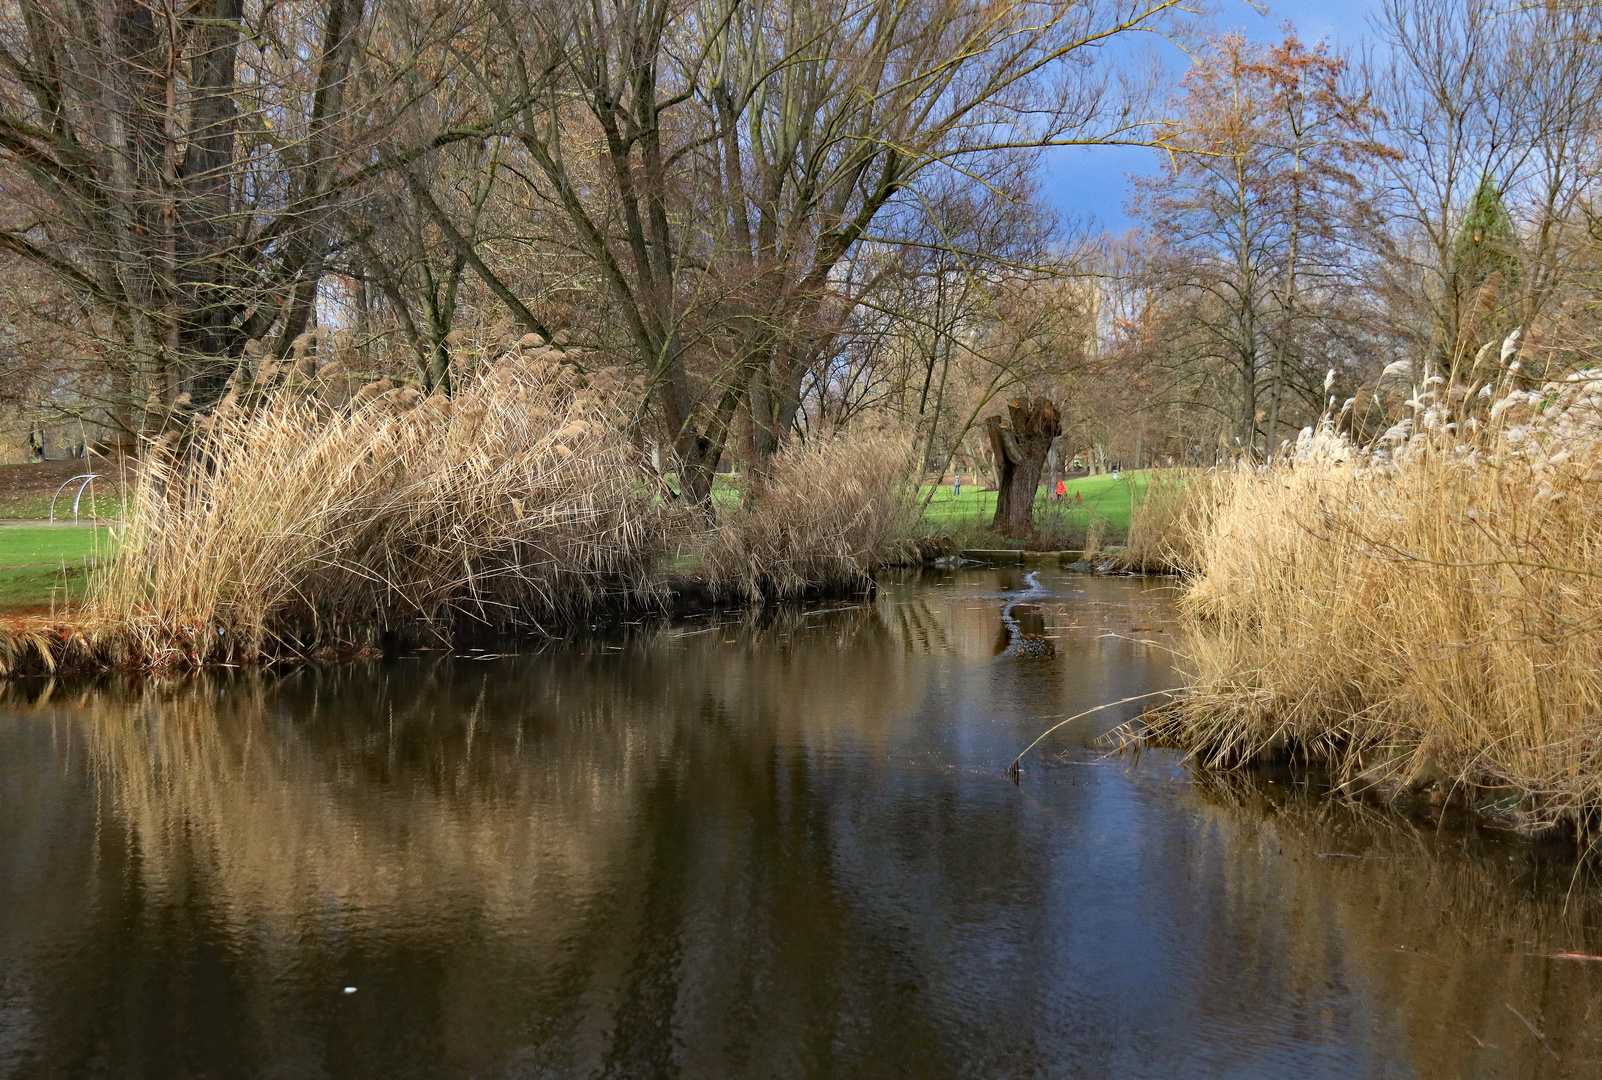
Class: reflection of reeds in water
19,582,1591,1077
1188,770,1602,1077
32,602,924,932
9,650,921,1075
77,672,648,932
1,602,1072,1074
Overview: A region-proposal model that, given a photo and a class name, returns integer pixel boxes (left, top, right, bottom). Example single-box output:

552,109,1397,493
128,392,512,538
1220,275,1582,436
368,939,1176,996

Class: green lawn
918,471,1150,545
0,526,115,612
0,491,127,521
0,526,113,563
682,468,1149,549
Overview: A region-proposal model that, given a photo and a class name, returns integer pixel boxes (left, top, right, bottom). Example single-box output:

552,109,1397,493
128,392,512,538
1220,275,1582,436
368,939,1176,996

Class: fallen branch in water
1006,687,1184,782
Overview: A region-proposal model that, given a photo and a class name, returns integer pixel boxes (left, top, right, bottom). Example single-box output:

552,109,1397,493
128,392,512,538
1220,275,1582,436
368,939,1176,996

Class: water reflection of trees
11,578,1588,1078
2,603,1064,1077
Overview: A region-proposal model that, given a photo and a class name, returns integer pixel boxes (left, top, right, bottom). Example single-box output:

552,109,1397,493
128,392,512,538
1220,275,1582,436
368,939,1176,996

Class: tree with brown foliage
1130,31,1386,455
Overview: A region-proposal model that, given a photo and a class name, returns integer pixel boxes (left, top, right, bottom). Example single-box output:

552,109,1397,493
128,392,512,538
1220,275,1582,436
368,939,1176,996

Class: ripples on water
1,569,1601,1078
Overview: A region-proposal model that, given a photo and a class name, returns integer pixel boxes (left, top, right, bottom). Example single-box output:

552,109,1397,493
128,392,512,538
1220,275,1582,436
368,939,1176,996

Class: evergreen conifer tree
1447,175,1521,376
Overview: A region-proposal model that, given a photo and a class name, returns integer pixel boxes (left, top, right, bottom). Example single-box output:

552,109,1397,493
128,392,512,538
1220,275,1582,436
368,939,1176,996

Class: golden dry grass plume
1139,362,1602,835
85,345,673,667
1117,467,1217,574
699,429,922,601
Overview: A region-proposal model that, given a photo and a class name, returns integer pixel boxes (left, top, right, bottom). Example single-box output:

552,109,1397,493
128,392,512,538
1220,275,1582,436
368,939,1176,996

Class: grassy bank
692,469,1148,549
0,348,919,673
0,457,1132,621
1136,371,1602,837
0,526,112,612
0,360,1157,671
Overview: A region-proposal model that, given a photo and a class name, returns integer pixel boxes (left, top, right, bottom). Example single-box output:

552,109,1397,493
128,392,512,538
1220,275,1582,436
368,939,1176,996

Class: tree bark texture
986,397,1061,539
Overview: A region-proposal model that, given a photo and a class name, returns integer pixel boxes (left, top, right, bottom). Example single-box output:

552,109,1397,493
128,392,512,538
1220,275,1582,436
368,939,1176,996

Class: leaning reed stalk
1144,368,1602,835
86,346,672,667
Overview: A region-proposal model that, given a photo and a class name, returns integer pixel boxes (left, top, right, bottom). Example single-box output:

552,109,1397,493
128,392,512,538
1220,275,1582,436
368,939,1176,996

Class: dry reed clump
698,430,921,600
1117,468,1217,573
87,347,672,666
1144,364,1602,835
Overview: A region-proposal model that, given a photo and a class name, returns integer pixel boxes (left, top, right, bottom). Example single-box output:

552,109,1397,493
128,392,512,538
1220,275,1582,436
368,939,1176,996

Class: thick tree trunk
665,370,741,516
675,435,720,511
985,397,1061,539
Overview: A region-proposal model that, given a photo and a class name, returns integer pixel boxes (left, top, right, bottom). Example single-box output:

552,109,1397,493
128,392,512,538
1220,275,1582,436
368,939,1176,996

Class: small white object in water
344,987,357,994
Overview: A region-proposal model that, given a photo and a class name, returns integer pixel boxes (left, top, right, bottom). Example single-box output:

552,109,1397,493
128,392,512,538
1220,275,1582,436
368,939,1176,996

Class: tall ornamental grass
87,346,671,666
700,429,921,600
1117,467,1214,573
1144,355,1602,835
0,356,922,675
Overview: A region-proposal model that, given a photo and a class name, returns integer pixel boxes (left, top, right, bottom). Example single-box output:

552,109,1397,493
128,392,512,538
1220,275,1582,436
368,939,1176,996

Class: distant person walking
953,472,961,498
1054,479,1066,501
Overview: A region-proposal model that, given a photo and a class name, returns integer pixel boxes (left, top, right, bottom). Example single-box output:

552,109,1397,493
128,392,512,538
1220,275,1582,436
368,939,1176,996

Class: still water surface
3,569,1602,1079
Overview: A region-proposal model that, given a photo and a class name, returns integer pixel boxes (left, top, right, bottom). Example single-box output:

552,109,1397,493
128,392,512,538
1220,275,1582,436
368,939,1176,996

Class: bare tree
416,0,1184,507
1362,0,1602,383
352,136,508,394
1131,31,1384,454
0,0,481,441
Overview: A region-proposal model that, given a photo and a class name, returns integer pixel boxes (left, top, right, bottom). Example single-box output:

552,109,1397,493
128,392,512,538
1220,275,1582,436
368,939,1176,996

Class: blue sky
1041,0,1385,233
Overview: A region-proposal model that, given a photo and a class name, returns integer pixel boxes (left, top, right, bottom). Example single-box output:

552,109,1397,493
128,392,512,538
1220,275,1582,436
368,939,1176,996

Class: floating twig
1006,687,1185,782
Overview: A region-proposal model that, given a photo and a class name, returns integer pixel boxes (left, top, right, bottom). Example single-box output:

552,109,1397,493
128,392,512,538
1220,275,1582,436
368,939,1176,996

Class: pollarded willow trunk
986,397,1061,539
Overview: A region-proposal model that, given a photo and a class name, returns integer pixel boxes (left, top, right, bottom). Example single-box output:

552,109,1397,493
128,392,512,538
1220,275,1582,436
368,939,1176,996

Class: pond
2,569,1601,1078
